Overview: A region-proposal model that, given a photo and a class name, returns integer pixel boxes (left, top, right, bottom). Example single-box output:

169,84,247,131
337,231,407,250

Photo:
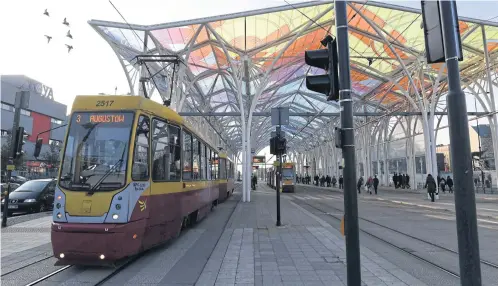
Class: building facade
1,75,68,175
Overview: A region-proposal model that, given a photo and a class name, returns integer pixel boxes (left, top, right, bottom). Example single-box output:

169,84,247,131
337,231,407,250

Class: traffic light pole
276,126,282,227
440,1,482,284
335,1,362,285
2,93,24,228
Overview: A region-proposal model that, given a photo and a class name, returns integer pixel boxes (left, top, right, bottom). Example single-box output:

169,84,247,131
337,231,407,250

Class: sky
1,0,497,165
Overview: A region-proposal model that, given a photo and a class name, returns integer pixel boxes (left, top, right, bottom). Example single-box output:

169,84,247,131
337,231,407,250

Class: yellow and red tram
51,95,234,265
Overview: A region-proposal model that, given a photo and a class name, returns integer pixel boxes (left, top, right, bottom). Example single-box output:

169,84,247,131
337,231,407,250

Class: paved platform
193,185,429,286
1,184,437,285
1,215,51,257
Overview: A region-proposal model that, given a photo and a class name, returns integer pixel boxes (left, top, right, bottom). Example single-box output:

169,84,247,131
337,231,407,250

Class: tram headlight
57,213,62,219
115,204,121,210
112,214,119,220
56,203,61,209
59,253,65,258
100,254,105,260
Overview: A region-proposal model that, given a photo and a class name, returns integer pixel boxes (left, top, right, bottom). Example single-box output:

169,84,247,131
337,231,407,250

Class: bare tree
42,140,61,169
1,133,25,172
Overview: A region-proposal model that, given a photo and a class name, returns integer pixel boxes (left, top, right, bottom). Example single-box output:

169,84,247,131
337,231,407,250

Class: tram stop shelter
89,1,498,201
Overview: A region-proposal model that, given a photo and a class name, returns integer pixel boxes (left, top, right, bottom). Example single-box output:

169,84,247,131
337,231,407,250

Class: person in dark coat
332,176,337,188
373,175,379,195
446,176,453,193
339,175,344,189
425,174,437,202
393,173,397,188
357,177,364,193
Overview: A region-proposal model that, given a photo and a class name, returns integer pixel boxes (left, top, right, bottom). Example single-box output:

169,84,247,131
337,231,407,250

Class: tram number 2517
96,100,114,107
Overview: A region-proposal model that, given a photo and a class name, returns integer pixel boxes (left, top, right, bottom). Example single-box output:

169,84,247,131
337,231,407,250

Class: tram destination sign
252,156,265,164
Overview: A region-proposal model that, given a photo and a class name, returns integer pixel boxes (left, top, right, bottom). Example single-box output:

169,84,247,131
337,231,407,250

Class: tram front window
59,112,134,191
282,168,294,180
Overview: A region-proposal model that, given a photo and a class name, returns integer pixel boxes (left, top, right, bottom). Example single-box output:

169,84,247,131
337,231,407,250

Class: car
1,179,56,215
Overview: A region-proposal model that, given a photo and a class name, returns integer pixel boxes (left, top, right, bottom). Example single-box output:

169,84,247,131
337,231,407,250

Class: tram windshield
59,112,134,191
282,168,294,180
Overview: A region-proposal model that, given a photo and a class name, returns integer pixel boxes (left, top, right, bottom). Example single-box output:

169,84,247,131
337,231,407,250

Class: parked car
10,176,28,184
1,179,56,215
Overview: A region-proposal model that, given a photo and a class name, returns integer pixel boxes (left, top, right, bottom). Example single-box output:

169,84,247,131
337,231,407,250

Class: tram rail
291,193,498,278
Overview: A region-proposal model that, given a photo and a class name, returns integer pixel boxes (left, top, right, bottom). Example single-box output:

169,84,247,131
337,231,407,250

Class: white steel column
482,25,498,187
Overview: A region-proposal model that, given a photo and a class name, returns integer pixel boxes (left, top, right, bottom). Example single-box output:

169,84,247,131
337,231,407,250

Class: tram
50,95,234,265
281,162,296,193
266,162,295,192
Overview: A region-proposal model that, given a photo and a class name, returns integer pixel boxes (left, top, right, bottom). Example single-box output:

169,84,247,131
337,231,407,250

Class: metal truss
88,0,498,163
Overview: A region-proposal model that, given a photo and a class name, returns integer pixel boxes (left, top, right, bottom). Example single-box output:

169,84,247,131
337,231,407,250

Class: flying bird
66,30,73,39
65,44,73,53
43,9,49,16
44,35,52,43
62,17,69,26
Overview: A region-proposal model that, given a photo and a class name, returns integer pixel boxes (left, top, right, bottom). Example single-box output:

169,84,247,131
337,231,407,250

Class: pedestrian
339,175,344,189
367,176,373,194
439,178,446,193
332,176,337,188
425,174,437,202
446,176,453,193
373,175,379,195
357,176,364,194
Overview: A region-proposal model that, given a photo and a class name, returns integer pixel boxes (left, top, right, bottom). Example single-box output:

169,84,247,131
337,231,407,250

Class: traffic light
270,136,277,155
34,138,43,158
277,137,286,154
304,35,339,101
13,127,28,159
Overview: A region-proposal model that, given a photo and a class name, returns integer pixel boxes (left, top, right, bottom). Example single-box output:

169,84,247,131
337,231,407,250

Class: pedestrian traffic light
34,138,43,158
304,35,339,101
13,127,28,159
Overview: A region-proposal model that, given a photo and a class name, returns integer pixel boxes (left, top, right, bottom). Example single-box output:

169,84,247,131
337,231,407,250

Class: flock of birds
43,9,73,53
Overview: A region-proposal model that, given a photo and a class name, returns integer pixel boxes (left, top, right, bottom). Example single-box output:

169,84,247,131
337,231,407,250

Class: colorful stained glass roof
89,1,498,153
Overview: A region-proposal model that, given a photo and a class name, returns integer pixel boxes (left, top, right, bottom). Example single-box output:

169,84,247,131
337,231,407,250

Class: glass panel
59,112,134,191
152,119,168,181
169,125,182,180
192,137,200,180
207,149,212,180
132,116,150,181
282,168,294,179
183,131,192,180
200,143,206,180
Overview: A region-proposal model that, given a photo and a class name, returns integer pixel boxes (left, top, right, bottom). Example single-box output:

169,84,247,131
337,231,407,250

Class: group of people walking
392,173,410,189
296,174,344,189
356,175,380,194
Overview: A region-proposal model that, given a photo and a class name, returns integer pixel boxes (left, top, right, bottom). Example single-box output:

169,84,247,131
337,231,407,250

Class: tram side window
200,143,206,180
168,125,181,180
151,119,168,181
207,149,212,180
192,136,200,180
212,151,219,180
182,131,193,181
132,116,150,181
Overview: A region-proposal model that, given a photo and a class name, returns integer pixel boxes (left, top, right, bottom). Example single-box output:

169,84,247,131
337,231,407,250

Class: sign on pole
271,107,290,126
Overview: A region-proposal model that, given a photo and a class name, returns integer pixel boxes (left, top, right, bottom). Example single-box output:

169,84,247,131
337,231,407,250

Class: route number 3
96,100,114,107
